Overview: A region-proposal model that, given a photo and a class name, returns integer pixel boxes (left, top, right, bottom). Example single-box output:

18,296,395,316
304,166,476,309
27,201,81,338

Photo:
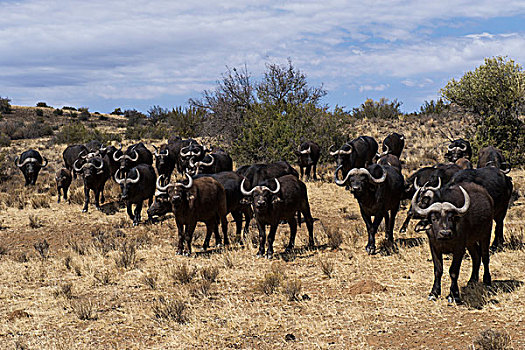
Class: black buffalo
55,168,72,204
335,164,404,254
236,161,298,188
153,143,178,184
445,139,472,162
14,149,48,186
188,151,233,175
412,182,493,304
115,164,156,226
63,144,88,179
450,167,513,250
179,141,208,174
330,136,378,180
295,141,321,180
74,156,110,212
379,132,404,158
113,142,153,175
241,174,314,259
477,146,510,173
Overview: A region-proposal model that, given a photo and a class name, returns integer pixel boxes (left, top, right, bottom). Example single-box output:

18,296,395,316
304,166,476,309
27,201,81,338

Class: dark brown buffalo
153,143,178,184
155,174,228,255
377,154,401,173
113,142,153,174
412,182,493,304
14,149,48,186
450,167,513,250
477,146,510,173
115,164,156,226
74,156,110,212
188,151,233,175
335,164,404,254
241,174,314,259
55,168,72,204
455,157,473,170
330,136,378,183
445,139,472,162
236,161,298,188
379,132,404,158
295,141,321,180
63,144,88,179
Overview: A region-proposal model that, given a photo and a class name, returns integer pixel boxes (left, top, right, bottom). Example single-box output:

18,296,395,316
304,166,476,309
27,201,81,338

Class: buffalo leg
399,210,413,233
64,186,69,202
242,206,253,244
57,187,62,203
266,224,279,259
231,210,243,243
94,190,101,210
203,222,214,251
387,208,398,242
313,163,317,180
221,215,229,246
429,246,443,300
491,217,505,251
302,206,315,247
285,216,297,253
448,250,465,304
257,222,266,257
184,222,197,255
299,166,304,179
466,244,481,285
305,165,311,180
126,202,134,220
481,236,492,286
176,222,185,255
82,187,90,212
133,202,143,226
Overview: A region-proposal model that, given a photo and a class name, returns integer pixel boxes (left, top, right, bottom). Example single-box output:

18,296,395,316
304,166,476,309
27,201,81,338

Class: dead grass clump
283,278,302,301
325,225,343,250
170,263,198,284
190,280,212,298
472,328,512,350
94,269,114,285
64,255,72,270
318,257,335,278
69,187,85,205
114,241,137,269
70,298,97,321
68,236,89,255
33,239,49,259
91,229,117,254
505,228,524,251
141,272,158,290
462,282,490,310
28,214,43,229
30,195,50,209
17,193,27,210
0,244,9,256
222,251,235,269
53,283,74,300
200,266,220,282
152,296,189,324
257,265,286,295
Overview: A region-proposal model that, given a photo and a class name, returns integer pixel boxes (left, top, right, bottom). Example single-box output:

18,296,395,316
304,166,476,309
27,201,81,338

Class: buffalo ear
271,195,282,204
186,192,196,207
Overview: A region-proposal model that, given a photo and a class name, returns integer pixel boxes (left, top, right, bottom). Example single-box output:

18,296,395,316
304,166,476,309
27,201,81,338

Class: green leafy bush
419,99,449,115
53,108,63,116
351,98,402,119
36,102,49,108
0,97,11,114
35,108,44,116
0,120,53,140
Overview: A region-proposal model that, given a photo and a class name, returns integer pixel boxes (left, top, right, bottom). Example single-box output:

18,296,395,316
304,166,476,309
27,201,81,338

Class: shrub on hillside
419,99,449,115
35,108,44,116
36,102,49,108
0,133,10,147
0,120,53,140
0,97,11,114
111,108,123,115
52,122,121,144
53,108,63,116
351,98,402,119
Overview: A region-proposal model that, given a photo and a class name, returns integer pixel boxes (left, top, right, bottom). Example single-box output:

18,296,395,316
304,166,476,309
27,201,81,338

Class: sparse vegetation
283,278,302,301
318,257,335,278
141,272,158,290
473,328,512,350
152,296,189,324
114,241,137,269
352,97,403,120
52,122,121,144
70,298,97,320
170,263,198,284
0,97,11,114
33,239,49,259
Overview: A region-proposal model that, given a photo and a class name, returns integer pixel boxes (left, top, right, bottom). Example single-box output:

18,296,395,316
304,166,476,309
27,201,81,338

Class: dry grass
0,113,523,349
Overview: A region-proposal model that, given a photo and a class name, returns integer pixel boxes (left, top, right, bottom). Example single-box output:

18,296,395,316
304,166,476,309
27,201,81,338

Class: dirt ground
0,109,523,349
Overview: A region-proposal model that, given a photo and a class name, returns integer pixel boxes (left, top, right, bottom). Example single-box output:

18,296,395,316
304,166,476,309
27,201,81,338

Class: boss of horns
334,166,387,186
240,178,281,196
14,157,48,168
412,186,470,217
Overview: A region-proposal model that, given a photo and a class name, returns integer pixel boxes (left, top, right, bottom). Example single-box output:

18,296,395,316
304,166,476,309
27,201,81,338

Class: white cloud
359,84,389,93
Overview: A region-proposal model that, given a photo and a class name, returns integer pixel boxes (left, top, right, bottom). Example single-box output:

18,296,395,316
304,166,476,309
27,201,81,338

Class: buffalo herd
13,134,515,303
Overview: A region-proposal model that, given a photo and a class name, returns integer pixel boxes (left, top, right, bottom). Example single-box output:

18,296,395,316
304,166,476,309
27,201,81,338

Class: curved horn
162,148,169,156
459,143,468,151
94,158,104,169
79,149,87,159
14,156,21,167
339,145,353,155
413,177,421,191
152,145,159,156
129,149,139,162
328,145,337,156
114,169,125,184
181,173,193,189
400,134,404,140
366,167,387,184
240,178,257,196
127,168,141,184
412,188,434,217
180,145,191,157
267,178,280,194
412,185,470,216
300,146,311,155
501,162,511,174
39,157,48,167
73,159,84,172
425,177,441,191
198,154,214,167
447,144,455,151
334,165,353,186
378,144,390,158
454,186,470,214
113,150,123,162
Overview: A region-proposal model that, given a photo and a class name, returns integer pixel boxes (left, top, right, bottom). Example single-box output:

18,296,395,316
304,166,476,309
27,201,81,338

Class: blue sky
1,0,525,113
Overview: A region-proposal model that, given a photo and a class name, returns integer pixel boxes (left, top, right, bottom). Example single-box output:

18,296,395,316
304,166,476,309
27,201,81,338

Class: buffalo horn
240,178,257,196
114,169,125,184
412,185,470,216
128,169,140,184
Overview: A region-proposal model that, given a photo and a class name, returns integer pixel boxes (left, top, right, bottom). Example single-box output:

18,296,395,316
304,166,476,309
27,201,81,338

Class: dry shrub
462,282,490,310
70,298,97,320
222,251,235,269
152,296,189,324
200,266,220,282
68,236,89,255
170,263,197,284
69,187,85,205
91,229,117,254
0,244,9,256
141,272,158,290
28,214,42,229
64,255,72,270
17,194,27,210
257,264,286,295
31,195,50,209
94,269,114,285
324,224,343,250
33,239,49,259
472,328,512,350
53,283,73,300
190,280,212,297
505,228,524,251
114,241,137,269
283,278,302,301
318,257,334,278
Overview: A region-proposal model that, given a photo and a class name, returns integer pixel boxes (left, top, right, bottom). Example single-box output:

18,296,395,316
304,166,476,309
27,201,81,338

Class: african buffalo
445,139,472,162
295,141,321,180
74,156,110,212
14,149,48,186
477,146,510,173
55,168,72,204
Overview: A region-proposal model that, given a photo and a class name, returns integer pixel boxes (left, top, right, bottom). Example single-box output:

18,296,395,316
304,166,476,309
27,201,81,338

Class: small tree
0,97,11,114
441,56,525,165
352,98,402,119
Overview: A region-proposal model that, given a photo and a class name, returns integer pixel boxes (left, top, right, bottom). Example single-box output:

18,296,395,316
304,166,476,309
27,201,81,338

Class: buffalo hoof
82,208,88,213
256,250,265,258
428,294,438,301
132,221,139,227
96,206,102,211
266,252,274,259
447,295,462,305
365,245,376,255
176,250,183,255
399,226,407,233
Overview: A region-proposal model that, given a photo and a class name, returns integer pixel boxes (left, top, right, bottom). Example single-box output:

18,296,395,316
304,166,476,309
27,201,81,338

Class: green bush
0,97,11,114
419,99,449,115
441,56,525,165
351,98,402,119
53,122,121,144
0,120,53,140
0,132,10,147
53,108,63,116
62,106,77,111
35,108,44,116
79,110,90,121
36,102,49,108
